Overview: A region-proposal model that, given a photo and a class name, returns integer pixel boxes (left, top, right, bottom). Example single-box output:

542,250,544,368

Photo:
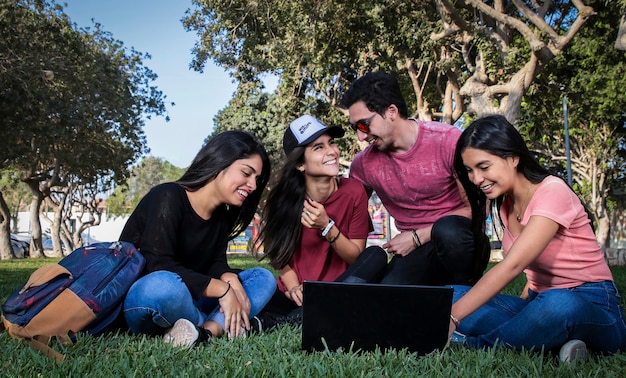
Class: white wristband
321,219,335,237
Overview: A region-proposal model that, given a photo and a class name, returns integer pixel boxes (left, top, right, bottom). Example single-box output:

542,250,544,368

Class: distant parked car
42,235,69,254
10,234,30,258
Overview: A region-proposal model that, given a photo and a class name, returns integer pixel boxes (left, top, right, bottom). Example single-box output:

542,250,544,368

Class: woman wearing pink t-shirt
254,115,387,331
451,115,626,362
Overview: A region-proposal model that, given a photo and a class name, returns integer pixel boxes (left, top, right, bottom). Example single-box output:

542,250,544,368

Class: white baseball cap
282,115,345,155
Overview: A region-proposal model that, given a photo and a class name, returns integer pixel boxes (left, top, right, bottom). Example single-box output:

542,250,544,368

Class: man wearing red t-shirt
341,71,490,286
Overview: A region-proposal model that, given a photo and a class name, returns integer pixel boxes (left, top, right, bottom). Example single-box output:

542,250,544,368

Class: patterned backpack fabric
1,241,144,361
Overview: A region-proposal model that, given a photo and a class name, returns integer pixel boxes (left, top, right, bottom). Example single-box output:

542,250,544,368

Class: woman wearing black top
121,130,276,347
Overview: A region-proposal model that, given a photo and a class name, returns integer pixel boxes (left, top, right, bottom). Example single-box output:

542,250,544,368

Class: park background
2,1,626,264
3,2,626,375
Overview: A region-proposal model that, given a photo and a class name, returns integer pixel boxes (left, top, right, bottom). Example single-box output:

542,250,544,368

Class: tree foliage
184,0,594,127
106,157,185,217
211,83,285,164
0,0,169,258
0,170,29,233
519,0,626,247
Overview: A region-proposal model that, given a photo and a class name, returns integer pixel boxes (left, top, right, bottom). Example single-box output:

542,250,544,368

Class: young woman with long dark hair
255,115,387,330
120,130,276,347
451,114,626,361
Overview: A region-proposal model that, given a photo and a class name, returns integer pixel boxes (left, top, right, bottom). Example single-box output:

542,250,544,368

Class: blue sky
62,0,238,168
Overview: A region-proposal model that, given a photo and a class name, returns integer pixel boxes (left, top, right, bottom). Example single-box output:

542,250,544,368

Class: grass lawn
2,255,626,377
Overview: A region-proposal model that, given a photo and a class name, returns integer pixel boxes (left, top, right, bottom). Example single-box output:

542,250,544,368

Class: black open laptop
301,281,453,355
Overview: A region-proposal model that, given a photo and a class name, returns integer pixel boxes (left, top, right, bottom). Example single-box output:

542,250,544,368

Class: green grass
2,256,626,377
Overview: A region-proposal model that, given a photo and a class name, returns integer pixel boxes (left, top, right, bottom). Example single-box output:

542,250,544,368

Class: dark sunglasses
349,114,376,133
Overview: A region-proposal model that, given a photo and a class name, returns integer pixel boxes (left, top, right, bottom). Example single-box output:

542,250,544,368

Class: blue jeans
123,268,276,335
451,281,626,354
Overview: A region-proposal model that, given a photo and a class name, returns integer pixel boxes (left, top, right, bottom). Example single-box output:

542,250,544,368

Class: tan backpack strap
29,335,65,363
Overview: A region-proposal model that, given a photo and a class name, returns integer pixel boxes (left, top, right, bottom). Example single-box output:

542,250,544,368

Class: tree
212,82,295,165
0,170,29,234
616,0,626,50
0,0,169,258
519,0,626,248
106,157,185,217
212,82,359,169
40,185,73,257
184,0,594,128
40,181,106,256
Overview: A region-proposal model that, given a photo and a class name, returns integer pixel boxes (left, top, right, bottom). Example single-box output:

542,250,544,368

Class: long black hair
256,146,307,269
454,115,551,254
177,130,271,239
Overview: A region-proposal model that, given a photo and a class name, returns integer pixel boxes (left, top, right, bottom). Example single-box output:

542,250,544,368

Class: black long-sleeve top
119,183,235,299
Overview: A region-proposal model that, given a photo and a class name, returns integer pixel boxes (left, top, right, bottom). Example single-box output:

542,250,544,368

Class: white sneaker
163,318,200,348
559,339,588,363
249,316,263,334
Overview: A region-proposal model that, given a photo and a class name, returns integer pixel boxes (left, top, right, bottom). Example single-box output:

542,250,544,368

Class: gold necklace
515,184,533,222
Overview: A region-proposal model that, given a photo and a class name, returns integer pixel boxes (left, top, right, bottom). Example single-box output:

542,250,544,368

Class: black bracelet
218,282,231,299
328,230,341,244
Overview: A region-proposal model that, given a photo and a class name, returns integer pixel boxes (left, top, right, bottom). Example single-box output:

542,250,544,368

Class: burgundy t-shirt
277,177,372,292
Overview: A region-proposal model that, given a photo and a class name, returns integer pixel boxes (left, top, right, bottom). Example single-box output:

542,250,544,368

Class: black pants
379,215,489,286
262,246,388,315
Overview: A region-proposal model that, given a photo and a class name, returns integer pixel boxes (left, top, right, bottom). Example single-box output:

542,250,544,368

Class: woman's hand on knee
231,281,251,327
285,285,304,306
218,288,244,337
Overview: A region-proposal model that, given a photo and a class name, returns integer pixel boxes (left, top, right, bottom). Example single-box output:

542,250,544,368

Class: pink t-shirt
350,120,464,230
277,177,372,292
501,176,613,292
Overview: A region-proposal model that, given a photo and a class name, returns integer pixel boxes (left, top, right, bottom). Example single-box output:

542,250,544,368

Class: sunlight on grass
1,255,626,376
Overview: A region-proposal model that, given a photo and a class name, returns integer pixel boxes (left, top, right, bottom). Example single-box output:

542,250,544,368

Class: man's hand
383,231,416,256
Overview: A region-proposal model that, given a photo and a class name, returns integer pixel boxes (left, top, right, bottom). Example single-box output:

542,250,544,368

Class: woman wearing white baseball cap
254,115,387,330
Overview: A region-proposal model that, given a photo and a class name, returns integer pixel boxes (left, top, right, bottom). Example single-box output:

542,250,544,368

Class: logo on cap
298,121,313,139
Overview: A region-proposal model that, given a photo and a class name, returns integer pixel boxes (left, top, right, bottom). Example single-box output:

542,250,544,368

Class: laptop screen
302,281,453,354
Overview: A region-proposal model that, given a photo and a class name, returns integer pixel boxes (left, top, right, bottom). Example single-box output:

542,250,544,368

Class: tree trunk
0,191,15,260
591,175,610,249
596,211,610,249
61,232,73,256
47,203,64,258
10,212,19,234
616,10,626,51
25,182,44,258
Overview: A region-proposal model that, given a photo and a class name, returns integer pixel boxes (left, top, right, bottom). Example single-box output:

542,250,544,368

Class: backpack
1,241,145,362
